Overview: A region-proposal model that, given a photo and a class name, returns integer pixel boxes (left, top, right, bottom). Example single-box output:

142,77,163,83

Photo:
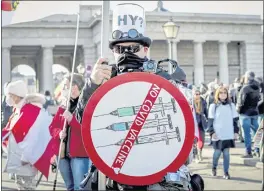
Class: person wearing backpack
237,71,260,158
43,90,55,109
207,86,239,180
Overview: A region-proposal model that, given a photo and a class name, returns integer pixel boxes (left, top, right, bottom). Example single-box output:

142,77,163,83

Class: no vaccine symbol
82,72,194,185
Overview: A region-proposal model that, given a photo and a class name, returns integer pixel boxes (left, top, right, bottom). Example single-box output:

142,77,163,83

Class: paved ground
188,142,263,190
1,139,263,190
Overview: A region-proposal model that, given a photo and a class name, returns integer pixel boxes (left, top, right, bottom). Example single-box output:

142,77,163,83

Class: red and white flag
1,1,79,27
2,104,55,179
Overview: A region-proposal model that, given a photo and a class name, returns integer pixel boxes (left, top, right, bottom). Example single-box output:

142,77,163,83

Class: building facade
2,4,263,93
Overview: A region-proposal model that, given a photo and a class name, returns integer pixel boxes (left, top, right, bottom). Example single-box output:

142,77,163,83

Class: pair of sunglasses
112,44,143,54
112,29,143,40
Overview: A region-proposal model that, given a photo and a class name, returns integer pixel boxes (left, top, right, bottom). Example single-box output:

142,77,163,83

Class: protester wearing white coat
3,80,46,190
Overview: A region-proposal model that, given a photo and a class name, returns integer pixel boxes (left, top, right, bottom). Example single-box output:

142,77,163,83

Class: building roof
4,4,263,28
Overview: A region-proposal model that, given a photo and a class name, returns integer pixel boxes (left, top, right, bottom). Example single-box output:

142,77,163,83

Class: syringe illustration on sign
96,127,181,148
94,97,177,118
96,114,181,148
92,114,172,132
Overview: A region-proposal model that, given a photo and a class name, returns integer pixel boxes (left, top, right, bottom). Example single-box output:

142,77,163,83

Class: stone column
218,41,229,84
172,40,179,61
2,47,11,89
193,41,205,85
243,41,263,78
36,56,42,92
41,46,54,93
83,45,97,66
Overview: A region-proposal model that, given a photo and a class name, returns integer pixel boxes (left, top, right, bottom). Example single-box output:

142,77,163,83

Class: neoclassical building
2,3,263,93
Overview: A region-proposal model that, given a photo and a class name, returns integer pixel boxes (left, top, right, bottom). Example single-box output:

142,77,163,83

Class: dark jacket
205,92,214,111
236,80,260,116
194,98,208,131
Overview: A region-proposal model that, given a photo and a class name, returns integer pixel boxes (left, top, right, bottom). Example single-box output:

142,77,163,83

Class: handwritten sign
112,4,145,34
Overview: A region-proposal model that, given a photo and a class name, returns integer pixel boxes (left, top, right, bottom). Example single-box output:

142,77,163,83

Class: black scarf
117,51,147,73
69,97,79,113
220,100,229,105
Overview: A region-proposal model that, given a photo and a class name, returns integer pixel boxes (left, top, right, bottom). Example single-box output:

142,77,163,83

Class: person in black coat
235,76,245,143
237,71,260,158
193,89,208,162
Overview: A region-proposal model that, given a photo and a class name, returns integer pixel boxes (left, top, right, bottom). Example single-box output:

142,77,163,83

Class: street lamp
162,18,180,74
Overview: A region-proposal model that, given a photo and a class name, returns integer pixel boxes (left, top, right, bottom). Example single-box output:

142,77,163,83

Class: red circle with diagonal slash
82,72,194,186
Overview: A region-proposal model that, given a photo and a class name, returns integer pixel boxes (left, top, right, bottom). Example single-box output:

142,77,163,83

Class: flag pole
98,1,110,190
52,6,81,191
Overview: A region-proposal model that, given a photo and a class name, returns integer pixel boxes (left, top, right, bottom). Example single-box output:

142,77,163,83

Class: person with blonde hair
207,86,239,179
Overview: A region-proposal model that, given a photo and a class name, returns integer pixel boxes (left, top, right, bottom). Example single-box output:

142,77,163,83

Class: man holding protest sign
61,3,204,191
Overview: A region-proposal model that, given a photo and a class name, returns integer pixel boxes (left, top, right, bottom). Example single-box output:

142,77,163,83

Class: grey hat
245,71,255,81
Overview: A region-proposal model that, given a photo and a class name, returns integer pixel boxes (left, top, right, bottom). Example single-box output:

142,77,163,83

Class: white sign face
112,3,145,34
82,73,194,185
91,82,185,176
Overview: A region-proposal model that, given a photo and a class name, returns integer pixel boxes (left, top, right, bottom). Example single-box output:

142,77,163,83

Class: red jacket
50,107,88,158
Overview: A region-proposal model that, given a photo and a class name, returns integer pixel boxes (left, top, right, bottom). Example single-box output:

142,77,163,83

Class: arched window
11,65,36,93
52,64,70,89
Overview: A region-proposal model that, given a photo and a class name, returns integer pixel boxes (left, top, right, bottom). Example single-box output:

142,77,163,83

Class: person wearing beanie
5,80,28,107
3,80,48,190
237,71,260,158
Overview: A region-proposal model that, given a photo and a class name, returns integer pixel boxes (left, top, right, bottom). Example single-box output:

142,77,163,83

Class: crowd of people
191,71,263,179
2,70,262,189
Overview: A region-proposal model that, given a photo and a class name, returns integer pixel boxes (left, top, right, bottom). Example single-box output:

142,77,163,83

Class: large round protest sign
82,72,194,185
